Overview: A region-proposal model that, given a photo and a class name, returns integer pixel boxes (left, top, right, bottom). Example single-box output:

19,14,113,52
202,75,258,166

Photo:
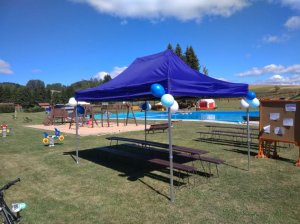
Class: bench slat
148,158,197,172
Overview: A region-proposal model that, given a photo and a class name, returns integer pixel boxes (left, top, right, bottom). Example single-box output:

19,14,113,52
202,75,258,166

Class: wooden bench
146,123,169,133
197,130,257,142
107,137,225,177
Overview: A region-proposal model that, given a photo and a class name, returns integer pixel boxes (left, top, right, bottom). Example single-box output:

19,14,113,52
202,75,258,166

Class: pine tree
103,74,112,83
202,66,209,75
167,43,173,51
175,43,185,61
185,46,200,71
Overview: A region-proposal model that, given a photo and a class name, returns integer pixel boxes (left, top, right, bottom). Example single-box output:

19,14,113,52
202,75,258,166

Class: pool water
98,111,259,123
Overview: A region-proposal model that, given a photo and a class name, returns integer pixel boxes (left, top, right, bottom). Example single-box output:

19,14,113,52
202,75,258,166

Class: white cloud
93,71,109,80
284,16,300,30
0,59,13,74
93,66,127,80
237,64,300,77
258,74,300,85
215,77,228,81
72,0,249,21
262,34,289,43
31,68,42,74
120,20,128,25
280,0,300,10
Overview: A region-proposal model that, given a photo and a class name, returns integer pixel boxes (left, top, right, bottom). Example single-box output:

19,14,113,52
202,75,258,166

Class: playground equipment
0,124,11,138
42,128,64,147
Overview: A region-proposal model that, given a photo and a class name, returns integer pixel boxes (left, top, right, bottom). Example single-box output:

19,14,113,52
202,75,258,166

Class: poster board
259,100,300,144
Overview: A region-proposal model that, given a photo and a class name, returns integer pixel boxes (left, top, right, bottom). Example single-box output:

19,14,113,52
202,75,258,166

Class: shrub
0,104,15,113
24,106,45,113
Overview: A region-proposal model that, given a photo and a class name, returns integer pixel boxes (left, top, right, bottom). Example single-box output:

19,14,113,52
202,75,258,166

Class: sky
1,0,300,86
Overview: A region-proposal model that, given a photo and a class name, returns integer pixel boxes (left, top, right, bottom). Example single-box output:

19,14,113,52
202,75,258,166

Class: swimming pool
101,111,259,123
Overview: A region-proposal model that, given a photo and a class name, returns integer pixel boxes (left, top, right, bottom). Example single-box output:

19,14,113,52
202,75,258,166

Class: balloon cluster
240,91,260,108
150,84,179,113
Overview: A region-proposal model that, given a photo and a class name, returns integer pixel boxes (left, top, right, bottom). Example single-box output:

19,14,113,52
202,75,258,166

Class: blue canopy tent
76,49,248,202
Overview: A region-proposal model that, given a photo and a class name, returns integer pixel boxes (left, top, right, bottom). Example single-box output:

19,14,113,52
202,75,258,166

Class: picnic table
106,136,224,177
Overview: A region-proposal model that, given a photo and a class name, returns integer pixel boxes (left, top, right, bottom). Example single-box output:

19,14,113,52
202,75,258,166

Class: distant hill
249,85,300,100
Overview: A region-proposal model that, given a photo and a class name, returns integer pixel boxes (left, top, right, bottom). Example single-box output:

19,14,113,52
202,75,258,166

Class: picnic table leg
296,146,300,167
272,141,279,159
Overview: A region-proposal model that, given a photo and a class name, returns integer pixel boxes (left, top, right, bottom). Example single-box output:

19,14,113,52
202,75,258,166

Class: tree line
0,75,111,108
0,44,206,108
167,43,208,75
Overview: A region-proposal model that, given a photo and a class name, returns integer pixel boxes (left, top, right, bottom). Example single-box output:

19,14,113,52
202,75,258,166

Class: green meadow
0,111,299,224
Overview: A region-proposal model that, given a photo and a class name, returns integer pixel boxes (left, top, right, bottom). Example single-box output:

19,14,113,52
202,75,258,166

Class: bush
0,104,15,113
24,106,45,113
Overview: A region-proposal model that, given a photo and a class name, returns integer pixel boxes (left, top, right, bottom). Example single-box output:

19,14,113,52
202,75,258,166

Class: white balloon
68,97,77,106
249,98,260,108
240,98,249,109
161,94,174,108
170,100,179,113
147,102,152,111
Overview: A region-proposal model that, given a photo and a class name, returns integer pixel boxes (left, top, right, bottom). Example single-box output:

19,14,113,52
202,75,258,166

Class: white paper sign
274,127,284,135
283,118,293,126
270,113,280,120
285,104,296,112
263,125,270,133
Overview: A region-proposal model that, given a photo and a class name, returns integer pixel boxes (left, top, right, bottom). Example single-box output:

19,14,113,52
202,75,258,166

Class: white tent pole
75,103,79,164
168,108,175,202
247,108,250,171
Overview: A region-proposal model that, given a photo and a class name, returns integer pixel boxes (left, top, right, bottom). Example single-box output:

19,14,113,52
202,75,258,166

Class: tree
175,43,185,61
1,86,13,103
167,43,173,51
202,66,209,75
46,83,65,91
103,74,112,83
185,46,200,71
274,86,280,92
14,87,32,107
25,80,47,103
26,80,45,89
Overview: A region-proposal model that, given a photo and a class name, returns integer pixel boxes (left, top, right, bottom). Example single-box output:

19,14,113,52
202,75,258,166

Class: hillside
249,85,300,100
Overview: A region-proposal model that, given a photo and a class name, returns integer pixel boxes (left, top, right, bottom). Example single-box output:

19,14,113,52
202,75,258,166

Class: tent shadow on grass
64,145,203,199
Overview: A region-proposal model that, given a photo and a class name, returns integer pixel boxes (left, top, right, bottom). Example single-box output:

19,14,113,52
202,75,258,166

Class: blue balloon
151,83,165,98
140,103,147,110
76,105,85,114
246,91,256,100
140,102,151,111
161,94,174,108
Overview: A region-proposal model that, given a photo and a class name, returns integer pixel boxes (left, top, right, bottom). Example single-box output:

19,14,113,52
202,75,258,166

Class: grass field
0,111,299,224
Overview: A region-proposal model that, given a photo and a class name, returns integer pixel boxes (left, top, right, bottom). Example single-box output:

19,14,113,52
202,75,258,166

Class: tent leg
144,101,147,142
75,104,79,164
247,108,250,171
168,108,175,203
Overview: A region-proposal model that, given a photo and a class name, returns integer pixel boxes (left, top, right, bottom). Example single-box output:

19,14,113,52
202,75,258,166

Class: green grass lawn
0,112,299,224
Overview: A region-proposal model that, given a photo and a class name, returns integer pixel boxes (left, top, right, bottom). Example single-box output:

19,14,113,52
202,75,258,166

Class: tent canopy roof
76,50,248,102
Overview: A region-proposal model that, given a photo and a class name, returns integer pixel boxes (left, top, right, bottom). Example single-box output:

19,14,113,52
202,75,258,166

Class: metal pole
168,108,175,202
75,103,79,164
247,108,250,171
144,101,147,142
